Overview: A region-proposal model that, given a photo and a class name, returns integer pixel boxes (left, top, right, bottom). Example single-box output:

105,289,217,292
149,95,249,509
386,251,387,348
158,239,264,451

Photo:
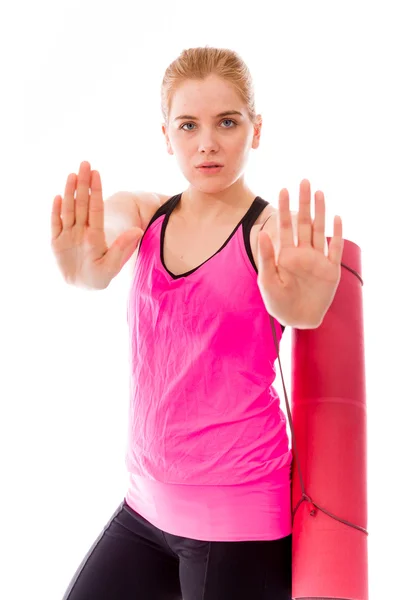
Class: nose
198,136,220,154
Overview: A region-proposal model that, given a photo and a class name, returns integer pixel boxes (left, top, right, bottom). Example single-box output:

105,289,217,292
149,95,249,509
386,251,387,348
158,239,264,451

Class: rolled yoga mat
269,237,369,600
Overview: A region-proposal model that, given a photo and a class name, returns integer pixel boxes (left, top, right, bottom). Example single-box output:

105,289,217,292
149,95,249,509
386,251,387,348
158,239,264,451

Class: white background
2,0,399,598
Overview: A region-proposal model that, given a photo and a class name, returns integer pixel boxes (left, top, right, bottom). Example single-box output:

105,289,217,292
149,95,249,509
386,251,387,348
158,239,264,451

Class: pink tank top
124,194,293,541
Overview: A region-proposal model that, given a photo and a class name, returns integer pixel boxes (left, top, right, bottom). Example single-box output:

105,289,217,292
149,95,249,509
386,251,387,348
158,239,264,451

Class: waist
125,469,293,541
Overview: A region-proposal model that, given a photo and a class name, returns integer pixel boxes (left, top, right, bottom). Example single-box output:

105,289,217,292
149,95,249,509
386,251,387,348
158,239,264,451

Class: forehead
170,76,243,115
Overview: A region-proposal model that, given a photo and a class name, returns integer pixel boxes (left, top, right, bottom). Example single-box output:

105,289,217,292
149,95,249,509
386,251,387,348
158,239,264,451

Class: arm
103,191,166,274
104,191,142,247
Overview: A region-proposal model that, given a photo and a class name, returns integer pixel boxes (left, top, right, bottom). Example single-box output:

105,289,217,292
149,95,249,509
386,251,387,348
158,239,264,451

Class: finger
312,191,326,253
51,195,63,241
297,179,312,247
61,173,77,228
257,230,279,284
327,216,344,265
75,161,91,226
88,170,104,231
278,188,295,248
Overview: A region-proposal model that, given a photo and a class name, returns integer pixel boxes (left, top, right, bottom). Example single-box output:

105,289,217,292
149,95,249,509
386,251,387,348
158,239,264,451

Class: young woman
52,46,343,600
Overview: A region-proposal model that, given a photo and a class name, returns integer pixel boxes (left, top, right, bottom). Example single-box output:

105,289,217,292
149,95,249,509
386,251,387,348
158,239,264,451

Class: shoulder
256,204,299,251
253,202,278,242
256,202,277,227
132,191,172,231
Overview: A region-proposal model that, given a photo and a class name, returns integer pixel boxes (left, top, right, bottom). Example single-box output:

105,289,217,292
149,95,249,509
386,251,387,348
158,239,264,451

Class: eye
180,119,237,131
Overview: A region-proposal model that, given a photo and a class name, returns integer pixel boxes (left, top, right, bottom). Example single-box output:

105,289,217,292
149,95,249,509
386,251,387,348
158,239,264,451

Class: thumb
257,230,277,281
105,227,144,275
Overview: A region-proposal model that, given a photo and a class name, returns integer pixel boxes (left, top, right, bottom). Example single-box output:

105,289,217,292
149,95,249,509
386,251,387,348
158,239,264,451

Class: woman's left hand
257,179,344,329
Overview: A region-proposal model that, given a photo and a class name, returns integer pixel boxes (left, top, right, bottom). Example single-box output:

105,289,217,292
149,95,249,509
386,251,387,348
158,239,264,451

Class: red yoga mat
270,237,369,600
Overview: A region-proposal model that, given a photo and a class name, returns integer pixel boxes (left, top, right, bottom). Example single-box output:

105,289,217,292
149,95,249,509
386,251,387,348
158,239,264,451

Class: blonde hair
161,46,257,127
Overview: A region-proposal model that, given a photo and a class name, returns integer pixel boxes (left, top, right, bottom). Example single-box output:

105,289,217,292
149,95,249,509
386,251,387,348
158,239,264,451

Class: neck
178,184,256,224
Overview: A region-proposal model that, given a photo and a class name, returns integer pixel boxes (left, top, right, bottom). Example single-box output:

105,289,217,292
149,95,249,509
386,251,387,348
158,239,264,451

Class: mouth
196,162,223,168
196,165,224,171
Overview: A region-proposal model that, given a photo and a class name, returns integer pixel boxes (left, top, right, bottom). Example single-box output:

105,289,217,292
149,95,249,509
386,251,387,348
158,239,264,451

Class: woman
52,46,343,600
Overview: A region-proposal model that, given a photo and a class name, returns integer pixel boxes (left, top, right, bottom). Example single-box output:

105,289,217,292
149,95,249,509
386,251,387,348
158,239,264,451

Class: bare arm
104,191,142,244
104,190,165,274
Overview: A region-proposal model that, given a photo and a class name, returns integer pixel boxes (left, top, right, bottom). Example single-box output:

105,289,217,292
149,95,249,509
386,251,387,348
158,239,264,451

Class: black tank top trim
138,194,285,333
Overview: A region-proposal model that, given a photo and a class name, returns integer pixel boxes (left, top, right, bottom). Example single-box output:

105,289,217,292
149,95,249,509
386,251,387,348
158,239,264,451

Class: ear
161,123,173,155
252,114,263,149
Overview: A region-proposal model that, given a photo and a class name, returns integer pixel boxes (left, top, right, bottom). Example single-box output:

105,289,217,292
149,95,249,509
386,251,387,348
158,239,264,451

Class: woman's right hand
51,161,144,289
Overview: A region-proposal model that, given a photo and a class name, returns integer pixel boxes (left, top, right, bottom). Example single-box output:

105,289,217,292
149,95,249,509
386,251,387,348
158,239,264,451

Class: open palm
257,179,344,329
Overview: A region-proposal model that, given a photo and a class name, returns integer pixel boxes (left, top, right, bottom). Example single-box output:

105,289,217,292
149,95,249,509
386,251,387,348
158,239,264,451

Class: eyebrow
174,110,244,122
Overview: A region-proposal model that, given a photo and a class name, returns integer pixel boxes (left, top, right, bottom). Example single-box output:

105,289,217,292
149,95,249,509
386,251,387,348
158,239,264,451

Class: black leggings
62,498,292,600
